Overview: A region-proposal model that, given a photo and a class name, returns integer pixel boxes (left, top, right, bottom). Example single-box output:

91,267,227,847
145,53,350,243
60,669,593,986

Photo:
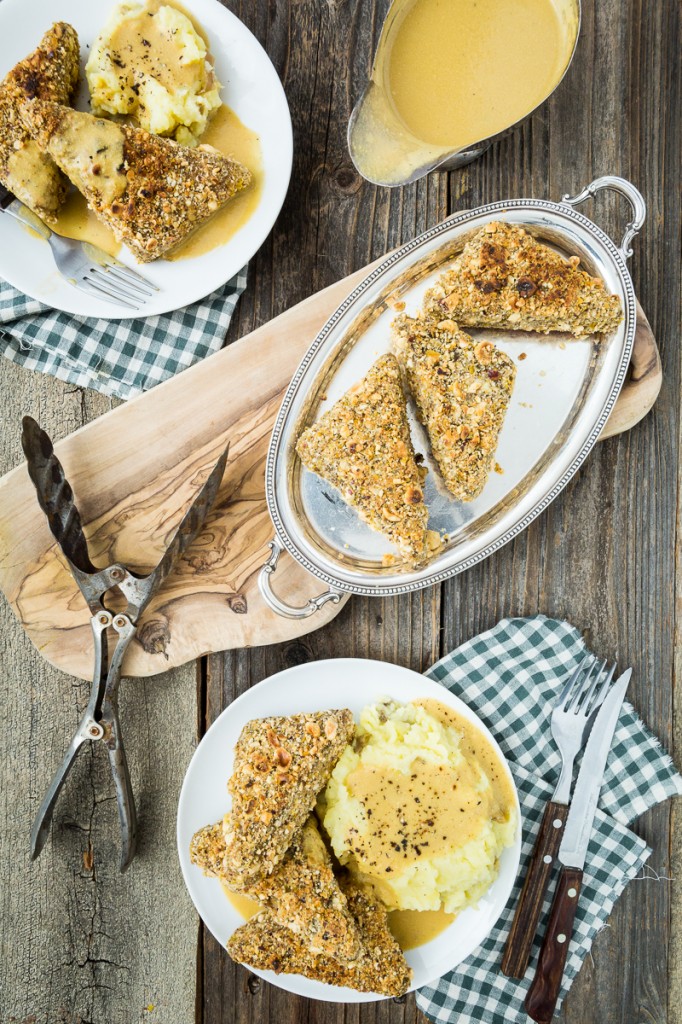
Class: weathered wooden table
1,1,680,1022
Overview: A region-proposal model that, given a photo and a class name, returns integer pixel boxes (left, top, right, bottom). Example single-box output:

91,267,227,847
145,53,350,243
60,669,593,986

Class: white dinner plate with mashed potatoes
0,0,292,317
177,658,521,1002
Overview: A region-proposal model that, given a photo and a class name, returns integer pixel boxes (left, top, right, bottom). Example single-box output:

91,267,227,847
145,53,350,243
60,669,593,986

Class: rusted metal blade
21,416,97,574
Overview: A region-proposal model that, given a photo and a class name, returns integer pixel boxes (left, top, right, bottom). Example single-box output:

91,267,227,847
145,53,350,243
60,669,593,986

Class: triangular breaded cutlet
190,815,362,965
19,98,251,262
296,354,437,568
424,221,623,338
227,878,413,997
392,313,516,502
223,710,354,890
189,821,226,878
0,24,79,222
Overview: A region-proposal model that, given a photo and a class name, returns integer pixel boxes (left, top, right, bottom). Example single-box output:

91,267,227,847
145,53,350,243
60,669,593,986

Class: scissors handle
101,613,138,871
30,615,110,860
104,709,138,872
30,715,101,860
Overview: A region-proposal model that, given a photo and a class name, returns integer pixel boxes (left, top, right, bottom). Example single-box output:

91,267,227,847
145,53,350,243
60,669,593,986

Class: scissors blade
134,443,229,613
21,416,97,574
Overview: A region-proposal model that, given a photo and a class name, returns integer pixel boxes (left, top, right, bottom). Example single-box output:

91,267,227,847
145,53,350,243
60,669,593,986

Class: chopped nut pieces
424,221,623,337
190,814,363,965
189,821,226,878
222,709,354,890
18,99,252,262
0,24,79,222
227,879,413,997
296,354,434,567
392,313,516,502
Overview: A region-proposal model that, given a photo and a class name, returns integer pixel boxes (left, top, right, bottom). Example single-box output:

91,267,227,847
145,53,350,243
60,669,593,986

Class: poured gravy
221,877,454,953
218,700,514,954
345,699,514,880
169,104,263,261
350,0,577,184
51,103,262,260
385,0,574,148
220,881,261,920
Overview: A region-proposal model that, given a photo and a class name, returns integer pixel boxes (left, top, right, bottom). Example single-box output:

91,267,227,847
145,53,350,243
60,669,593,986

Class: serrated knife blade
558,667,631,869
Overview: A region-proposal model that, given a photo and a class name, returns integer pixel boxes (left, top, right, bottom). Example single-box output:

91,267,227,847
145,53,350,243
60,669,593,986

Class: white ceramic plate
177,658,521,1002
0,0,292,318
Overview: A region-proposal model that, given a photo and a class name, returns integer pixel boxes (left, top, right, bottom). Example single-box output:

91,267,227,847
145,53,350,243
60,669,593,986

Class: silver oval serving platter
260,176,645,618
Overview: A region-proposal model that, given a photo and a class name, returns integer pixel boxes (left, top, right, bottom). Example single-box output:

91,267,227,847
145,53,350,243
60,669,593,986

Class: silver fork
0,186,158,310
501,655,616,978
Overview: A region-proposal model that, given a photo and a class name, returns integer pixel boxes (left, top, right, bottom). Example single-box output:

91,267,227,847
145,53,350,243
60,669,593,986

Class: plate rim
264,197,636,595
0,0,293,318
176,656,522,1003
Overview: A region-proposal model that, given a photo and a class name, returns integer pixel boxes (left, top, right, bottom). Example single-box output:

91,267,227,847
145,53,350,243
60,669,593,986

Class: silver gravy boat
348,0,581,187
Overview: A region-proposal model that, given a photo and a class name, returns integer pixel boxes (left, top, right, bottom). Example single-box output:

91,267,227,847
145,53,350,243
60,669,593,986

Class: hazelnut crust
18,98,251,261
392,313,516,502
425,221,623,338
227,878,412,997
0,23,79,221
190,814,363,966
296,354,434,567
222,709,354,890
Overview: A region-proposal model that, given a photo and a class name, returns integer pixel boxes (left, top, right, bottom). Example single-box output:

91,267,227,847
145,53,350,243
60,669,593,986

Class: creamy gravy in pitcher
350,0,578,185
386,0,573,148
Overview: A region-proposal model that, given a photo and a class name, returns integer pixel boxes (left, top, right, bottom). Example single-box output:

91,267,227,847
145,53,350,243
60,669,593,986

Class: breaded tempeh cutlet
189,821,226,879
0,24,79,222
191,814,362,965
296,354,438,567
223,710,354,890
392,313,516,502
19,99,251,262
424,221,623,338
227,878,413,997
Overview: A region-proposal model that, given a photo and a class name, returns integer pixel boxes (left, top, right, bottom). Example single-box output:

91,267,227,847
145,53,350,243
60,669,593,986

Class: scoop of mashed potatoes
319,699,516,914
86,1,221,145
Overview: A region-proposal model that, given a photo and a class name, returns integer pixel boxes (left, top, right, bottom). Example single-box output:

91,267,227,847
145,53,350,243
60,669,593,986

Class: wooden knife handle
501,801,569,978
524,866,583,1023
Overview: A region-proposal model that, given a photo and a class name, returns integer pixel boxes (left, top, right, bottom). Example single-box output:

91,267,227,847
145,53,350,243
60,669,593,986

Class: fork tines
81,263,158,309
559,655,617,715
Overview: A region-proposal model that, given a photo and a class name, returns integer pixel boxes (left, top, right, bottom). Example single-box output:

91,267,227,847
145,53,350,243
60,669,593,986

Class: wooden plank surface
0,371,198,1024
0,273,658,680
202,2,681,1024
0,1,678,1024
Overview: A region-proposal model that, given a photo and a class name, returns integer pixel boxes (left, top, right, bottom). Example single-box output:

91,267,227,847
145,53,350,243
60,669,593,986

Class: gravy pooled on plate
319,698,516,936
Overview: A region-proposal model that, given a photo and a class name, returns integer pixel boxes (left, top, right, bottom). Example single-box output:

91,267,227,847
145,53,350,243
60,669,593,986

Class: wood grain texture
501,801,570,979
0,0,677,1022
0,365,197,1024
202,1,680,1024
0,275,657,682
525,867,584,1024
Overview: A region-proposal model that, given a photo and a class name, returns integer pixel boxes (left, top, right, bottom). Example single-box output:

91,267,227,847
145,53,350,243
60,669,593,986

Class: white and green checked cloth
0,269,247,400
417,614,682,1024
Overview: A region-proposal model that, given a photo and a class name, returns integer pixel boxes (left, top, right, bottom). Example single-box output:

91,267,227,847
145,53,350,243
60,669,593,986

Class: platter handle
561,175,646,260
258,538,344,619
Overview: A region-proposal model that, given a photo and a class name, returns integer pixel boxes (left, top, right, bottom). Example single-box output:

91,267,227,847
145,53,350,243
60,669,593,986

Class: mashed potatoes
86,0,221,145
319,699,516,915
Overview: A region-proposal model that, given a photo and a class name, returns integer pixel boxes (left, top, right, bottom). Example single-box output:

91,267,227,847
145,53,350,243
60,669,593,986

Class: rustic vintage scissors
21,416,228,871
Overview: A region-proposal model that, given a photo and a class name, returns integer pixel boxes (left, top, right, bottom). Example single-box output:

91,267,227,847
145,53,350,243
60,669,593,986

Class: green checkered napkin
0,269,247,400
417,615,682,1024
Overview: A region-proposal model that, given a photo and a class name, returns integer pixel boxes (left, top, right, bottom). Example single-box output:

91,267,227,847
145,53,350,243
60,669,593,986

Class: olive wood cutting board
0,263,661,679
